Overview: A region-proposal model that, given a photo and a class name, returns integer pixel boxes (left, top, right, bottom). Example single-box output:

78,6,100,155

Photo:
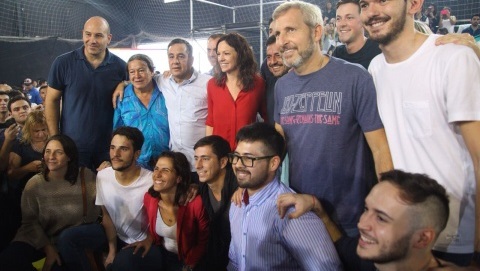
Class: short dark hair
0,90,9,97
7,89,23,100
168,38,193,58
42,134,79,184
37,78,47,85
7,95,31,112
266,35,277,47
336,0,360,12
380,170,450,235
194,135,231,160
112,126,145,152
235,122,285,159
127,54,155,73
148,151,191,206
472,14,480,19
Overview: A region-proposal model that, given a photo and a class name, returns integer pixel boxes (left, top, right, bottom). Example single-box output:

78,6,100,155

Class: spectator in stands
333,0,382,69
0,82,12,92
424,3,439,33
277,170,472,271
272,0,393,237
361,0,480,265
194,135,237,270
0,134,100,271
45,16,126,171
438,7,456,33
37,78,48,88
206,33,225,76
323,1,336,23
6,95,31,128
0,91,10,128
228,122,342,270
7,111,48,196
113,54,169,170
39,85,47,104
22,78,42,105
264,35,288,124
323,19,341,55
116,151,209,271
206,32,266,150
462,14,480,37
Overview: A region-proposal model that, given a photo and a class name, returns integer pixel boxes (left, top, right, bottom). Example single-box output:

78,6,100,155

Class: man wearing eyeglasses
227,122,342,271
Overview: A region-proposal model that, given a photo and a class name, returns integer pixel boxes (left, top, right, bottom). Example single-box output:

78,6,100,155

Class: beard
364,3,407,46
282,36,316,69
361,230,412,264
112,159,135,172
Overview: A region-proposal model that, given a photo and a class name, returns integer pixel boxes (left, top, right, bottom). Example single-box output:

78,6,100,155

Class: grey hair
127,54,155,72
272,1,324,28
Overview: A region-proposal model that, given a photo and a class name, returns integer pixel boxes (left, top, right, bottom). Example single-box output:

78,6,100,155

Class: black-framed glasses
227,153,274,167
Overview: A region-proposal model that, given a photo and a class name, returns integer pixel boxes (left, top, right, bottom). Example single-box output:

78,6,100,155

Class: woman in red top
206,32,267,150
116,151,209,271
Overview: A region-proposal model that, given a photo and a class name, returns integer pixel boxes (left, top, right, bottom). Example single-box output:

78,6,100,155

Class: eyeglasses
227,153,274,167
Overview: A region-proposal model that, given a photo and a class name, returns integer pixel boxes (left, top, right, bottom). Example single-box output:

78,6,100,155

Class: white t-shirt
369,34,480,253
441,18,455,33
96,167,153,244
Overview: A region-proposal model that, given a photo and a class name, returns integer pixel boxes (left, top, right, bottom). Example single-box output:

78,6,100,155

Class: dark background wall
0,0,478,86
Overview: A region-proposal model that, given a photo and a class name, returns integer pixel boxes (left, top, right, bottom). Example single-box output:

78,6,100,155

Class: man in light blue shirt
155,38,211,172
227,122,342,271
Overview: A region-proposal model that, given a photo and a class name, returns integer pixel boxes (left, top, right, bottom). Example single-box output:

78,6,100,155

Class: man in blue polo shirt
45,16,126,170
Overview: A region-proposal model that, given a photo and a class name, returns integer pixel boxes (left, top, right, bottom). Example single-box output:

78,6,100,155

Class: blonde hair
21,111,48,144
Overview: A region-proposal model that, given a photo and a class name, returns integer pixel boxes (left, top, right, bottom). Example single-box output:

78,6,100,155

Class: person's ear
412,228,435,249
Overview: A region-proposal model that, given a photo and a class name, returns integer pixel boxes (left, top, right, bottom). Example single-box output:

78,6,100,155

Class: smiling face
336,3,365,45
266,42,288,77
232,141,273,195
357,182,415,263
217,40,239,74
359,0,408,46
152,157,179,194
168,43,194,83
274,8,319,71
109,135,139,172
82,17,111,58
128,59,154,91
44,140,70,173
194,145,226,184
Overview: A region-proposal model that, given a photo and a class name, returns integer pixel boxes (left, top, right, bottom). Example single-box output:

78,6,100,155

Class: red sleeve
184,196,210,267
206,78,215,127
256,75,268,122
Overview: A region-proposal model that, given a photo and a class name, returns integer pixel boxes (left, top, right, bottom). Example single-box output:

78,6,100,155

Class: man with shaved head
45,16,126,171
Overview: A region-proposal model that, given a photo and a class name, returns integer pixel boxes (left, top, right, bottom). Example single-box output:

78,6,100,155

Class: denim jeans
56,223,107,271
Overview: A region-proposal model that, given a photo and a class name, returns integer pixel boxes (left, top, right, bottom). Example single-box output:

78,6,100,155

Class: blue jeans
112,244,183,271
56,223,107,271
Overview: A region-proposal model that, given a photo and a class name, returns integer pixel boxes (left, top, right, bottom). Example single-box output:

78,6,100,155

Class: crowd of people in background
0,0,480,270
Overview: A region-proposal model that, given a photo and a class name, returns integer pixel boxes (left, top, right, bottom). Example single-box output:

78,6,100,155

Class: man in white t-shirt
56,126,153,271
360,0,480,266
96,126,153,268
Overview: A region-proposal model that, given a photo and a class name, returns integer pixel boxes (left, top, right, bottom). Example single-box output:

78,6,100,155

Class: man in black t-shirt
332,0,381,69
